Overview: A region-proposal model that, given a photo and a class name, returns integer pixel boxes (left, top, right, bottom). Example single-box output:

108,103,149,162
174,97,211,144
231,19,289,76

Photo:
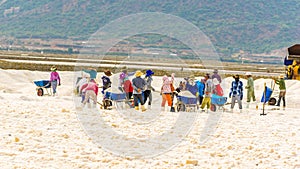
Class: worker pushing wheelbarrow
210,94,227,112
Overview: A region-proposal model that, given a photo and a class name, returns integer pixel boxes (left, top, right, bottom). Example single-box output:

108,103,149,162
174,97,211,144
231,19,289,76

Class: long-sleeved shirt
102,76,111,88
275,79,286,90
196,80,205,97
212,73,222,83
132,77,146,94
229,80,243,98
246,77,254,90
204,79,213,97
185,81,198,96
82,82,98,95
161,76,174,94
123,79,133,93
144,76,154,91
50,71,60,84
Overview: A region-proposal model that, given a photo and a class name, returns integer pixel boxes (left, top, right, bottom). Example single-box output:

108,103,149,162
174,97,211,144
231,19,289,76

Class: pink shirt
161,76,174,94
82,82,98,95
50,72,60,83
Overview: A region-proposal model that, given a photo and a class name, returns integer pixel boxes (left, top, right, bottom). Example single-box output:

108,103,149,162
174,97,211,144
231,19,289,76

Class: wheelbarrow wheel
176,104,181,112
37,88,43,96
210,104,216,112
176,103,185,112
268,97,276,105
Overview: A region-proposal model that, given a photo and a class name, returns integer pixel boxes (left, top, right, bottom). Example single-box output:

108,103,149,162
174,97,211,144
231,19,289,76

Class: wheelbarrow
33,80,51,96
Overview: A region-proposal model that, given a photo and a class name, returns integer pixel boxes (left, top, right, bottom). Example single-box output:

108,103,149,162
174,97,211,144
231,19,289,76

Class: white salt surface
0,69,299,168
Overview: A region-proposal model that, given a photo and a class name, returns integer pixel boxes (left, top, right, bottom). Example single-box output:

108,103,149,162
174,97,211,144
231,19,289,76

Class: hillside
0,0,299,55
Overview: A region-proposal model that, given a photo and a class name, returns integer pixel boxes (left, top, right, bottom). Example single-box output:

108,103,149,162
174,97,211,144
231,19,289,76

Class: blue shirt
186,81,198,96
132,77,146,94
229,80,243,99
196,80,205,97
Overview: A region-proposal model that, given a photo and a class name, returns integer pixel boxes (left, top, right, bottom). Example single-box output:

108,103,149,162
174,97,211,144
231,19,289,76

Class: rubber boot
276,96,281,106
246,102,249,109
141,105,147,112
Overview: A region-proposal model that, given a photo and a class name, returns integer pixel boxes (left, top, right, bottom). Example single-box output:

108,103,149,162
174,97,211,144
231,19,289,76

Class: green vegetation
0,0,299,55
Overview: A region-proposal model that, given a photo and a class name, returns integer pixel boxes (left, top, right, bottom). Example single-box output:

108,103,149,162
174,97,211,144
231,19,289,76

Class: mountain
0,0,299,55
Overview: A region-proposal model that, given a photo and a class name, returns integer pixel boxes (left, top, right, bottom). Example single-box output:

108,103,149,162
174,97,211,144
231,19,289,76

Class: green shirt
246,77,254,89
275,79,286,90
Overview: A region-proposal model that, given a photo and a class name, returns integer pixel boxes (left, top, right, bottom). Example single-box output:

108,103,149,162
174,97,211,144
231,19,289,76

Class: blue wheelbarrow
34,80,51,96
210,94,227,112
176,94,198,112
261,82,276,106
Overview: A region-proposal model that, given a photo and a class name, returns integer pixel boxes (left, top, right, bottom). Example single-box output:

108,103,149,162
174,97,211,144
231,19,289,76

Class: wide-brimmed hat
104,70,112,76
50,66,57,71
135,70,143,77
245,72,252,76
189,75,195,80
279,74,284,79
145,69,154,77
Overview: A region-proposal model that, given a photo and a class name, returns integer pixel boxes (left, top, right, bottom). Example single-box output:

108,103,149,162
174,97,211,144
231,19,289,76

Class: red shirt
123,80,133,93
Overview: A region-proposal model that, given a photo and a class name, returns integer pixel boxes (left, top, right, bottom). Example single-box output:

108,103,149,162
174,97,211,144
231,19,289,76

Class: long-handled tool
260,82,267,116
